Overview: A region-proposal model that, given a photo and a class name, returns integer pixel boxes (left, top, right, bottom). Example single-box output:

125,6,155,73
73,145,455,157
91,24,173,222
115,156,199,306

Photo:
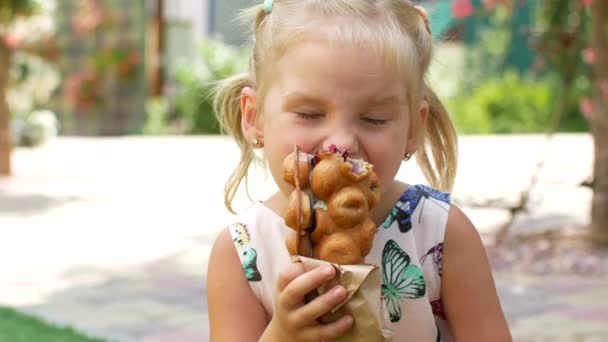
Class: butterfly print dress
228,184,453,341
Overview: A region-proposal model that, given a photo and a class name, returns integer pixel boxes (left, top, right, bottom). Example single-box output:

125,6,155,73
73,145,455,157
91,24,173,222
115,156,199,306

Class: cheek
374,153,403,191
366,133,406,188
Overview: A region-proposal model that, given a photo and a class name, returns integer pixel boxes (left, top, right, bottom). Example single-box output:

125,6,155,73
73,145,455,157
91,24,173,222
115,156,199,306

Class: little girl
207,0,512,341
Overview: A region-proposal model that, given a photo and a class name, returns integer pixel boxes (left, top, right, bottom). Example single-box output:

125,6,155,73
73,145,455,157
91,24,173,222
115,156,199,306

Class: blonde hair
214,0,458,213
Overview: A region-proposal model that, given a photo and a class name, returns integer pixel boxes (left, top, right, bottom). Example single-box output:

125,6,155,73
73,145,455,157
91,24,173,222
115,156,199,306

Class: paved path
0,135,605,341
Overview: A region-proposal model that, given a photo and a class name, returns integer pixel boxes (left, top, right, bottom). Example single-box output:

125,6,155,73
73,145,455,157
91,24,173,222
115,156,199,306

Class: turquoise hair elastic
263,0,274,13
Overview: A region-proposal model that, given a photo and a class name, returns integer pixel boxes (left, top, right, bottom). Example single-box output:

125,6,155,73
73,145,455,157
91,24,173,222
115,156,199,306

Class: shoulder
207,227,269,341
441,205,512,341
445,205,478,249
442,206,489,278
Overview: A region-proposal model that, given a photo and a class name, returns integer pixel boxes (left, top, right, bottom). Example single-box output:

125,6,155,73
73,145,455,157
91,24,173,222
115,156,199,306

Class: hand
263,262,354,341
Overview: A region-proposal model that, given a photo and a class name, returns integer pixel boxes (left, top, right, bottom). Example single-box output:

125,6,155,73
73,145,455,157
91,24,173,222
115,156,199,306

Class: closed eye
362,117,389,126
295,112,324,120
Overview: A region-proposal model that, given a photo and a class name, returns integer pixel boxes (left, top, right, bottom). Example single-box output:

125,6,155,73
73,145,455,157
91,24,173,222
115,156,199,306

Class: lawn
0,306,107,342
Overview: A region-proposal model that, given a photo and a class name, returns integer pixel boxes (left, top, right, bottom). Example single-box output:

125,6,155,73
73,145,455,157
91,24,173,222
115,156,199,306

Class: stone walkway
0,135,605,341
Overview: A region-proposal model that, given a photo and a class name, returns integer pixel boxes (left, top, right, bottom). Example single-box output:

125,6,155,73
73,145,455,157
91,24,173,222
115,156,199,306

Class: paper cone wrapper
295,256,393,342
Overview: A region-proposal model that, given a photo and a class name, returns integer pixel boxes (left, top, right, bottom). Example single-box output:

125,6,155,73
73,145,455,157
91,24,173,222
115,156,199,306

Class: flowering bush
59,0,143,115
0,0,59,148
0,0,55,50
445,0,594,132
8,52,60,116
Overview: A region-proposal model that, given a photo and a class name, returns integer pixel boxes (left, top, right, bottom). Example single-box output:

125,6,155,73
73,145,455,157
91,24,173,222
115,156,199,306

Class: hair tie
263,0,274,14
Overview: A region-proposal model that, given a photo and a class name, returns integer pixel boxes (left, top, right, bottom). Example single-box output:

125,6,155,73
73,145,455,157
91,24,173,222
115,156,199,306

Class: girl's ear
240,87,263,142
406,99,429,154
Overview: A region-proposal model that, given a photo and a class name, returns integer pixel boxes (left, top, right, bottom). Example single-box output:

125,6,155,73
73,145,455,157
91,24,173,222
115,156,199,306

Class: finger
281,265,336,309
276,262,307,292
301,314,354,341
293,285,347,323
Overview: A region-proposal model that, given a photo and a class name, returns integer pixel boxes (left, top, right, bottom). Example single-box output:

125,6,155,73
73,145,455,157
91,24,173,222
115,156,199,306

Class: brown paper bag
296,256,393,342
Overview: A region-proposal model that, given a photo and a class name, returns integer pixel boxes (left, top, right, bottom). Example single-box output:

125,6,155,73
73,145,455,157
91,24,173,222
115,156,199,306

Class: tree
0,0,55,176
447,0,608,245
0,23,12,175
589,0,608,244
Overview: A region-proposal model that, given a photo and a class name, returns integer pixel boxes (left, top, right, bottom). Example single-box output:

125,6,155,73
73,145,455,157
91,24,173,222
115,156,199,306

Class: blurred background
0,0,606,341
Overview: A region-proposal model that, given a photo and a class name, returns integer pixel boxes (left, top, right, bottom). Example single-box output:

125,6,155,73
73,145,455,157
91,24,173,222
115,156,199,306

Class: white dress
228,185,454,341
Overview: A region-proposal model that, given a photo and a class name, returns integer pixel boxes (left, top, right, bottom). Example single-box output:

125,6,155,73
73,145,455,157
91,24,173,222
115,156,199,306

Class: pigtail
214,4,272,214
213,73,258,213
416,83,458,193
402,2,457,193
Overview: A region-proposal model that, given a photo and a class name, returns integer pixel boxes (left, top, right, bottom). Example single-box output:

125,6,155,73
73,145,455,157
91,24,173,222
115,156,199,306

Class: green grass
0,306,107,342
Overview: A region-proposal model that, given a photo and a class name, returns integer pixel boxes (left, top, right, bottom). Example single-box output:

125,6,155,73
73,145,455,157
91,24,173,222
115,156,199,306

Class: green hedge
172,39,249,134
0,306,106,342
446,71,588,134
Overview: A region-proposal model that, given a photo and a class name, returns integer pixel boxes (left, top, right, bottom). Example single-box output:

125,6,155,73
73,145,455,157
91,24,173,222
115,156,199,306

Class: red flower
581,0,593,8
3,33,21,49
72,0,105,36
582,48,596,64
579,97,594,121
452,0,475,19
115,50,142,79
65,71,100,112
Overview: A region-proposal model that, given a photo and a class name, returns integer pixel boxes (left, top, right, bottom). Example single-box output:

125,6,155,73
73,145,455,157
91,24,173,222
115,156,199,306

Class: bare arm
442,206,513,341
207,228,268,341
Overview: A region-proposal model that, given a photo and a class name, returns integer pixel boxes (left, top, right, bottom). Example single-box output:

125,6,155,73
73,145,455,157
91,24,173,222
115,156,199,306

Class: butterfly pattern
383,185,451,234
231,223,250,248
381,239,426,322
382,199,412,233
226,184,452,339
431,299,446,320
241,248,262,282
230,222,262,282
420,243,444,278
379,185,451,339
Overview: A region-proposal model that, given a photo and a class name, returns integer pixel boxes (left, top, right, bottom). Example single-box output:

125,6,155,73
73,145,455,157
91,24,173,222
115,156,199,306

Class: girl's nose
323,128,359,157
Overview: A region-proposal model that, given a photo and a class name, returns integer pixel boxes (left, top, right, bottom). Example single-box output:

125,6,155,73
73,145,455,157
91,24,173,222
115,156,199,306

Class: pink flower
582,48,596,64
3,33,21,49
482,0,498,10
65,71,99,112
482,0,512,11
452,0,474,19
579,97,594,121
581,0,593,8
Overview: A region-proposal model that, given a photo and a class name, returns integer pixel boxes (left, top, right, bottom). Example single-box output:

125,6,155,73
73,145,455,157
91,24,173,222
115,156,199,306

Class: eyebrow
282,92,404,108
370,95,404,106
282,92,329,108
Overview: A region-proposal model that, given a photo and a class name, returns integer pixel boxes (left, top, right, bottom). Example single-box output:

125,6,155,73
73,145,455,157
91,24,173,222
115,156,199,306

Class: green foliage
8,52,60,146
447,71,555,134
450,1,591,134
462,5,513,90
0,306,106,342
8,52,60,115
0,0,38,24
172,39,249,134
141,97,170,135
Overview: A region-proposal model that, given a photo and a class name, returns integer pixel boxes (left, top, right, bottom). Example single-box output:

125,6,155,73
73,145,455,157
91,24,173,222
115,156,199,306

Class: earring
404,152,413,161
252,137,264,149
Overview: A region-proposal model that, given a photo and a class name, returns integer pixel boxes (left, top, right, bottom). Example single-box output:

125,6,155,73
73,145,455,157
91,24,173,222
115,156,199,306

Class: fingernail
323,266,334,276
331,286,345,298
344,315,353,325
